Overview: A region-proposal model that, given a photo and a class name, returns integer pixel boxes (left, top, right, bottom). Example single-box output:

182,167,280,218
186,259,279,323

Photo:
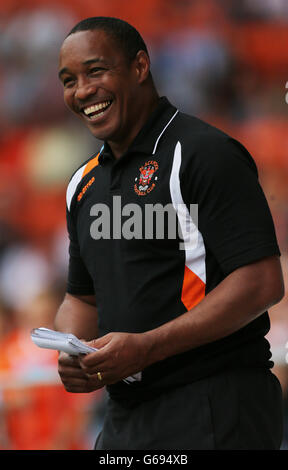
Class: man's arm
144,255,284,363
54,293,103,393
54,292,98,339
79,255,284,383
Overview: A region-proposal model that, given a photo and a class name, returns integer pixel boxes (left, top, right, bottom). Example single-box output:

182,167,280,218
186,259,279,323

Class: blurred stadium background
0,0,287,450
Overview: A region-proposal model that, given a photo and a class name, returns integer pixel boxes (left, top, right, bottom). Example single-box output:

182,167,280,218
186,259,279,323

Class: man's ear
134,50,150,84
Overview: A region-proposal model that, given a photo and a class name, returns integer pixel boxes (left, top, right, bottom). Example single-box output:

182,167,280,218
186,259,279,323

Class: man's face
59,29,141,142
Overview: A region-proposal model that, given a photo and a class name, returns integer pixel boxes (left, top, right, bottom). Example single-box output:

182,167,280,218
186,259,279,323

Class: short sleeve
66,207,95,295
181,135,280,275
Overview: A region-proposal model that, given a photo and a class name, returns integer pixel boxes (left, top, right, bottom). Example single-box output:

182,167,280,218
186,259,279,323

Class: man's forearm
54,293,98,340
143,256,284,367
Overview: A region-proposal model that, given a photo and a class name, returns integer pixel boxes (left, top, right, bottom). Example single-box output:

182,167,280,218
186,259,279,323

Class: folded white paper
31,327,97,356
31,327,141,384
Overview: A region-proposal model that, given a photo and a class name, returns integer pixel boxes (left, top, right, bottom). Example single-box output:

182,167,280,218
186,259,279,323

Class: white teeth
83,101,111,116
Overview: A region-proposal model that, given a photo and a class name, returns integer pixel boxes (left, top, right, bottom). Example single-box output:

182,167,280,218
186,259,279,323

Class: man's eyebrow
83,58,106,65
58,67,69,79
58,58,106,79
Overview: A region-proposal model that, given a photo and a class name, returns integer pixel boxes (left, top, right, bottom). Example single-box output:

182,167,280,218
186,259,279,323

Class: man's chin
86,121,121,143
86,123,112,141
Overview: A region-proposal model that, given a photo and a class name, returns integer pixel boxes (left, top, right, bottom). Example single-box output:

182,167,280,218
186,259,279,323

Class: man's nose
75,80,97,100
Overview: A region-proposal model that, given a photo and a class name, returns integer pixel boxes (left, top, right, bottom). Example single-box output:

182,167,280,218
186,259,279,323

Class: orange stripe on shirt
82,152,100,178
181,265,205,311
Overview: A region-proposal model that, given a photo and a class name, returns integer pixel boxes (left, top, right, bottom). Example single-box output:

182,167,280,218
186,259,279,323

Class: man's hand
58,351,105,393
79,332,152,385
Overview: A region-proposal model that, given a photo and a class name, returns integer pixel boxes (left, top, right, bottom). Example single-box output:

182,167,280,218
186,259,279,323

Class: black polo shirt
66,97,280,402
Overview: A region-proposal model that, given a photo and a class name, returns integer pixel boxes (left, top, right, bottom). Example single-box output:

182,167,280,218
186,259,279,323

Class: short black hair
67,17,149,62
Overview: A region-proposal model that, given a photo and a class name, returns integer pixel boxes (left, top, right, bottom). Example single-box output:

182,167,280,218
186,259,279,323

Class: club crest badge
134,160,159,196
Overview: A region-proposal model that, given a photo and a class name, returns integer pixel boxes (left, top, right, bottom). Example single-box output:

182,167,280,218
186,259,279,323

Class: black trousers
95,368,283,450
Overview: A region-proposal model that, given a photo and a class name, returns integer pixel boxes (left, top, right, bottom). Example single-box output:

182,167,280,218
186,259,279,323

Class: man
55,17,284,450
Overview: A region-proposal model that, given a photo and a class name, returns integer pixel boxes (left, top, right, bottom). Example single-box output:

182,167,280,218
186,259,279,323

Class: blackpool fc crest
134,160,159,196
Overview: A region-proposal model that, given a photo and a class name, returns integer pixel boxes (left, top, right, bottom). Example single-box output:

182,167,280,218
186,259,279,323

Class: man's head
67,17,149,63
58,17,158,150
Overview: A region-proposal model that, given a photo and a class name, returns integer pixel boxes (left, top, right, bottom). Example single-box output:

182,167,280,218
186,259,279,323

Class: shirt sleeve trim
66,283,95,296
221,244,281,275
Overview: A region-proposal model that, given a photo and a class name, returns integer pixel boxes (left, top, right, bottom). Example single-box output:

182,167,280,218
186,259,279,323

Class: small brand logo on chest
134,160,159,196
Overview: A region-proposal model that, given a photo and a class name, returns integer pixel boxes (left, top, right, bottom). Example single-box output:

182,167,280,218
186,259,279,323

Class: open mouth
82,100,113,121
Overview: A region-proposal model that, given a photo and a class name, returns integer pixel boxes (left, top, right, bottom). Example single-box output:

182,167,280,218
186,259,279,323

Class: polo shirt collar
98,97,178,164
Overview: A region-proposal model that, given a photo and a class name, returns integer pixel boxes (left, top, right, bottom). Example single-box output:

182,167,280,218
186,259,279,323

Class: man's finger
63,381,90,393
79,355,111,375
79,347,110,368
58,352,82,368
58,365,90,380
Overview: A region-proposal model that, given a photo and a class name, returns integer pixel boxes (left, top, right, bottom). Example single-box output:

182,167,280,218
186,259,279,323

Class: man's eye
89,67,105,74
63,77,75,87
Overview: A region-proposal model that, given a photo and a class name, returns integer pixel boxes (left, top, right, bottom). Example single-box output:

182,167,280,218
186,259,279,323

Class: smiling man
54,17,284,450
58,23,159,156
